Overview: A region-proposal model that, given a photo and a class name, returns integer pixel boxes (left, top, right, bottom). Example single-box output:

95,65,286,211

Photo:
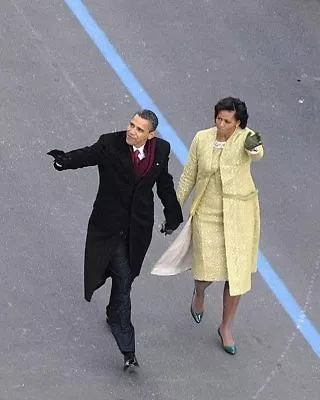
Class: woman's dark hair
214,97,249,129
134,109,159,132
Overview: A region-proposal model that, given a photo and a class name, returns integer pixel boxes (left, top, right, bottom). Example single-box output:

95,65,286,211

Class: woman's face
215,110,240,137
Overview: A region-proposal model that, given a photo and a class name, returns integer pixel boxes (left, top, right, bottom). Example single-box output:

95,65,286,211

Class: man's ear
148,130,156,140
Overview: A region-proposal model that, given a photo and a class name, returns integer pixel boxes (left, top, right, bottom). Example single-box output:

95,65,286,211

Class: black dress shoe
123,353,139,372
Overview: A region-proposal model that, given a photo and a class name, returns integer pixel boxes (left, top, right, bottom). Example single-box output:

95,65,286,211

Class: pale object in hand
152,217,192,276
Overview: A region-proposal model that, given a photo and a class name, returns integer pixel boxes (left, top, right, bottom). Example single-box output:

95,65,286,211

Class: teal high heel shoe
190,289,203,324
218,328,237,355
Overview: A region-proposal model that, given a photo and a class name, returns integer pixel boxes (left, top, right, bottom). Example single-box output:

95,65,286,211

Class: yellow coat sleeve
245,144,264,161
177,133,199,207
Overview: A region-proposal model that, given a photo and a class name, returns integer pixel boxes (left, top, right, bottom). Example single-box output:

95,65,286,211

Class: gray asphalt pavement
1,0,319,399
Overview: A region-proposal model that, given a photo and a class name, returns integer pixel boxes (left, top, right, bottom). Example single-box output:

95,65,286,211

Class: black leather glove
160,221,179,236
244,131,262,151
47,149,67,171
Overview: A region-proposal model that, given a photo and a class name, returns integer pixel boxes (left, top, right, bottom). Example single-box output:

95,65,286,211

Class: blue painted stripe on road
258,253,320,357
64,0,320,358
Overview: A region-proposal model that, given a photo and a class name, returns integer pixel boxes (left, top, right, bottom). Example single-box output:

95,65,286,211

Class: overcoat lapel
114,132,136,184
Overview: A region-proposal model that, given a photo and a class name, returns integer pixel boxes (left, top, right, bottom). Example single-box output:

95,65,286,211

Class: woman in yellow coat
177,97,263,355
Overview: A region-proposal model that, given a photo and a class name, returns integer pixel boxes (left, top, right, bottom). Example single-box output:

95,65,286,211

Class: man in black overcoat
47,110,183,371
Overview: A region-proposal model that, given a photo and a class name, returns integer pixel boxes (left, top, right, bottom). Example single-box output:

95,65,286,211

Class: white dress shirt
132,144,145,160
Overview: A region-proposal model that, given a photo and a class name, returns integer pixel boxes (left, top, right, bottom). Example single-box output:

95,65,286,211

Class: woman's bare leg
219,281,241,345
192,280,212,313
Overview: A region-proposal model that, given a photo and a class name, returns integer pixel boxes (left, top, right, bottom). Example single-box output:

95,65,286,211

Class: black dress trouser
106,239,135,354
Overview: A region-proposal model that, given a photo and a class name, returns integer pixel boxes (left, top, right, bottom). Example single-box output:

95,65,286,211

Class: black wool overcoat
52,131,183,301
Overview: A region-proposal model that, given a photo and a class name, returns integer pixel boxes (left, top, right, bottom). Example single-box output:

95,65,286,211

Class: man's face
126,114,155,148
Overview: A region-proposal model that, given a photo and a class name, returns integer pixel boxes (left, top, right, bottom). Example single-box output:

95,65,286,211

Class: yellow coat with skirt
177,127,264,296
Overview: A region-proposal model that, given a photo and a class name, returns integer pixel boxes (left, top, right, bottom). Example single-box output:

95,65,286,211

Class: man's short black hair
214,97,249,129
134,109,159,132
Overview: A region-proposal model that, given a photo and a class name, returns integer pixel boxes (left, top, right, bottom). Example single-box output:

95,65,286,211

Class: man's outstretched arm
47,135,105,170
